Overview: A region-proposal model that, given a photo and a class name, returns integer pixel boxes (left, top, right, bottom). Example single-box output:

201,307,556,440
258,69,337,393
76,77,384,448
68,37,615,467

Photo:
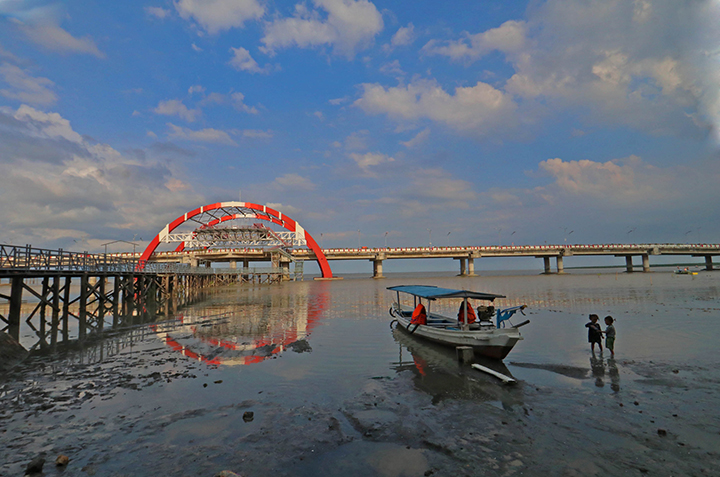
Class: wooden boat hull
394,314,522,360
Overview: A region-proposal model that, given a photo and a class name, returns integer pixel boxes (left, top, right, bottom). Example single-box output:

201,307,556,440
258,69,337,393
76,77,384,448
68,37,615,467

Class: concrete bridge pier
372,253,386,279
705,255,714,271
467,257,477,277
625,256,634,273
457,258,467,276
542,257,551,274
281,261,291,280
372,259,384,279
642,254,650,272
556,255,564,274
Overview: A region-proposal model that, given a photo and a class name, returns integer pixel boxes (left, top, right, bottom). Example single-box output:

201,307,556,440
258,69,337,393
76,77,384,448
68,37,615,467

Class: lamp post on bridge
427,229,432,247
446,231,451,247
357,229,361,249
385,231,388,249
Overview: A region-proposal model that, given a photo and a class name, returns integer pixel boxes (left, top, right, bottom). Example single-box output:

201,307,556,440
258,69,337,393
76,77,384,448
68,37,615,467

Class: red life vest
457,302,477,324
411,303,427,325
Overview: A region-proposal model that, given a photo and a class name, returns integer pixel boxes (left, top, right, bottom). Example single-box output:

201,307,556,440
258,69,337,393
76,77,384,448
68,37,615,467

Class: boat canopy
387,285,505,301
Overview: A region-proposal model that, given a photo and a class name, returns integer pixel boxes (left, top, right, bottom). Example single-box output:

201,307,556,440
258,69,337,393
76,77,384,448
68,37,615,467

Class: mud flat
1,333,719,476
1,272,720,476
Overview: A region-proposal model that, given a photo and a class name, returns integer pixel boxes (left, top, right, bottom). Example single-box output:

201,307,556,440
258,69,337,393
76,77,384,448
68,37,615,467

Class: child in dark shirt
585,314,603,353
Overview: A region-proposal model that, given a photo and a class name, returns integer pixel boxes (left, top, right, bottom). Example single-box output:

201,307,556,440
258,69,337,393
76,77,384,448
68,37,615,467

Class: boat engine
477,305,495,329
477,305,495,322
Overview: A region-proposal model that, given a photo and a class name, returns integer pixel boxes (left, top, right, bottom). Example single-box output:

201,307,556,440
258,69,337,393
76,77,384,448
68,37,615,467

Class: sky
1,0,719,273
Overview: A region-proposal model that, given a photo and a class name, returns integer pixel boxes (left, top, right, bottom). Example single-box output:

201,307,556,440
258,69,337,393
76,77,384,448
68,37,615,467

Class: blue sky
1,0,719,271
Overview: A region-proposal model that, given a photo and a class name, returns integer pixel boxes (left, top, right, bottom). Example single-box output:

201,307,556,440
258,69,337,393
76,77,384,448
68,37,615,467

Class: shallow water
2,270,720,476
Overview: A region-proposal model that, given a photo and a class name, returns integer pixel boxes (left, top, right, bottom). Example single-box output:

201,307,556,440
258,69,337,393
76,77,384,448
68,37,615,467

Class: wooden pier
0,244,294,350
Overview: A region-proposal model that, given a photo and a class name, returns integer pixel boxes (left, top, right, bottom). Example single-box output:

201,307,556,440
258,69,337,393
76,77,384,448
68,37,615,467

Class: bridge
140,242,718,278
2,199,718,351
129,200,720,278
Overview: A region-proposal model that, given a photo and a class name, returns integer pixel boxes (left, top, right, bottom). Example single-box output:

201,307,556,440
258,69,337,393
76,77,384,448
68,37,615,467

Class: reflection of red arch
138,201,332,278
149,283,331,366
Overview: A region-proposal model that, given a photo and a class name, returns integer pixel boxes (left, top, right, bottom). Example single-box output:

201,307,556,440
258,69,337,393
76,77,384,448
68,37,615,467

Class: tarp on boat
387,285,505,301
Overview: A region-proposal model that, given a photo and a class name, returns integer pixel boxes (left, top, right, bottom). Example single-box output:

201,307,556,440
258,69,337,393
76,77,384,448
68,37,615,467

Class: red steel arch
138,201,332,278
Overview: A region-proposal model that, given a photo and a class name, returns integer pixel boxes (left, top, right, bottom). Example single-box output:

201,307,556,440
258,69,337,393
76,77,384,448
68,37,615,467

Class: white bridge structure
166,225,305,250
139,241,720,279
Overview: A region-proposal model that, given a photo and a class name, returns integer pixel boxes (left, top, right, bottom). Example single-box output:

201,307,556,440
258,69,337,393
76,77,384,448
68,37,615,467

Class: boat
388,285,529,360
674,267,698,275
391,327,523,406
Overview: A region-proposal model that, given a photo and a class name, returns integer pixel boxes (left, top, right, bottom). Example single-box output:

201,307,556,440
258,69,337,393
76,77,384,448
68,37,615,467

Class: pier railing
0,244,287,276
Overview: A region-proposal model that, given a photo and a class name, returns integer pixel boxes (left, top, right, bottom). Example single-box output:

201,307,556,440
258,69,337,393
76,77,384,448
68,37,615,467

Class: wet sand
1,271,719,476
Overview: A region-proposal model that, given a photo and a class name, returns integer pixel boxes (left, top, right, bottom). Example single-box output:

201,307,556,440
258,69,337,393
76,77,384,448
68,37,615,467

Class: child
604,316,616,358
585,314,603,353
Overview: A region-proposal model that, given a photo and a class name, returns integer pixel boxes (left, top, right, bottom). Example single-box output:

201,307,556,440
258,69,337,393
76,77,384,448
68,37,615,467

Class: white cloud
391,23,414,47
145,6,171,19
228,47,270,74
400,127,429,148
273,173,316,191
264,202,302,216
13,104,83,143
422,20,526,61
344,130,369,150
175,0,265,34
539,157,642,198
260,0,384,59
167,123,237,145
0,44,25,64
349,151,394,176
153,99,201,122
191,43,203,52
17,21,104,57
188,85,205,94
374,167,477,216
354,78,518,135
240,129,273,138
0,62,57,105
328,96,349,105
498,1,719,138
379,59,404,76
0,105,203,246
198,92,226,106
383,23,414,52
231,92,259,114
407,168,476,202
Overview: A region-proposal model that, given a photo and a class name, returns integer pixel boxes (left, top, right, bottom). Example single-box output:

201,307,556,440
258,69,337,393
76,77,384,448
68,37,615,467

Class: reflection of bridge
142,243,720,278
